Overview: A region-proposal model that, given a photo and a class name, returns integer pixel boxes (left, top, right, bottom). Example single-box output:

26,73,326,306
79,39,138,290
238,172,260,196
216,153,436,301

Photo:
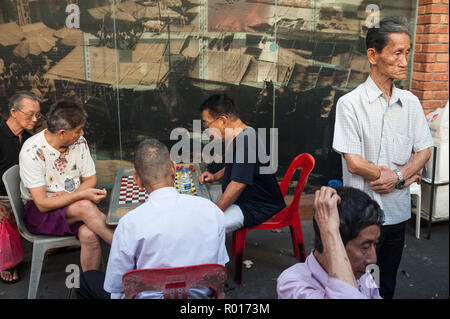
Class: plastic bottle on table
179,167,191,194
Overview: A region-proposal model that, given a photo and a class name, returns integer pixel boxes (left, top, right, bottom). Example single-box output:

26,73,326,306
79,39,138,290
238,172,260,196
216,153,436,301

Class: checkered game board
118,166,198,204
118,175,148,205
107,165,211,225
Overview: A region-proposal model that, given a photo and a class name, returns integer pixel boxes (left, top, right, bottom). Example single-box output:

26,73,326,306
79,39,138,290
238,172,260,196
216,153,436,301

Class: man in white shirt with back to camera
76,139,229,299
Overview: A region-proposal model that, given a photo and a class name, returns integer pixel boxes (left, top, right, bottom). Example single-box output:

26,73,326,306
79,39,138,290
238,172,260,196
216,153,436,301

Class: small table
106,164,211,225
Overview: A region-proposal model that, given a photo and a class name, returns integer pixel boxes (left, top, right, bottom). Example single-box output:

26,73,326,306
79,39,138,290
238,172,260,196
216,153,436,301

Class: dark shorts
23,200,83,237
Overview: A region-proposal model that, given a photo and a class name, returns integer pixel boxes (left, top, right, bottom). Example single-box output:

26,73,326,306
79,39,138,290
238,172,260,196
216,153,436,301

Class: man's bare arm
215,181,246,212
370,148,432,194
199,168,225,184
213,167,225,182
323,231,358,289
30,186,85,212
73,174,98,193
29,186,106,213
400,148,431,182
314,187,358,289
343,154,381,182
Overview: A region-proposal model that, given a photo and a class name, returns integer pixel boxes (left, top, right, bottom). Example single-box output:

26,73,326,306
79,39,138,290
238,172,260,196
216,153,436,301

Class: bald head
134,139,173,187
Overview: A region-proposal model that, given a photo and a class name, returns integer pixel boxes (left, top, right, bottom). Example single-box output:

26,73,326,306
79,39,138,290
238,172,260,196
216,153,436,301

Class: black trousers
76,270,110,299
376,221,407,299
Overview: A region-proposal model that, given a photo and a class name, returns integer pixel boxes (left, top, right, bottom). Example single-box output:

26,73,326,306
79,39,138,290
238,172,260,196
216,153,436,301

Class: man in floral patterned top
19,99,114,272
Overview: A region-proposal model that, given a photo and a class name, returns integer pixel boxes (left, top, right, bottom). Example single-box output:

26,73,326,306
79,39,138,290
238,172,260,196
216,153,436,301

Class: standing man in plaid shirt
332,17,434,299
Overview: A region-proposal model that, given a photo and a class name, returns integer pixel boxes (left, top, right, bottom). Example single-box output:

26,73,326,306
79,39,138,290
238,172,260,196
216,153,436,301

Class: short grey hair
134,139,172,186
46,99,88,133
366,16,412,53
8,91,41,111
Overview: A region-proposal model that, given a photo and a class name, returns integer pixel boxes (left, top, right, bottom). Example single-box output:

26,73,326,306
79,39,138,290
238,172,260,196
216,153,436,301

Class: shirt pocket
389,133,413,166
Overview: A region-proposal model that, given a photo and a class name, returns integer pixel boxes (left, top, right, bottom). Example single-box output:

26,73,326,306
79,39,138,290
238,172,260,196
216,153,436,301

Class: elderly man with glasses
0,91,41,284
199,94,286,233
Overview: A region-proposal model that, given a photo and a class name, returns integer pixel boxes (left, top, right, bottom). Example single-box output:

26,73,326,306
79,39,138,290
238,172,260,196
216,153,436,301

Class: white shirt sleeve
332,98,362,156
19,145,46,189
78,137,96,178
104,221,136,297
412,97,434,153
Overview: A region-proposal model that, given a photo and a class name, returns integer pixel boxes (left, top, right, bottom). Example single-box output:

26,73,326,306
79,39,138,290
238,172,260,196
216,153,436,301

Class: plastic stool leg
28,243,46,299
233,230,247,285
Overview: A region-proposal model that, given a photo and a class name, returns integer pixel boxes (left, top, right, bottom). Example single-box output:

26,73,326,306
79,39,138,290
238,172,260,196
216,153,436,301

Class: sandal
0,266,20,284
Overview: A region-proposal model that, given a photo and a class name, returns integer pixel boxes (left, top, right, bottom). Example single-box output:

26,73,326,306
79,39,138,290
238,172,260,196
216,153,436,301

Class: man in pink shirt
277,186,383,299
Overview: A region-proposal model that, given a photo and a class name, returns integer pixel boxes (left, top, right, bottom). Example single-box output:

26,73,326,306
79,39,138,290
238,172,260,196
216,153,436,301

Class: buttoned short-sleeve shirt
104,187,229,299
277,252,381,299
19,129,96,201
333,76,433,225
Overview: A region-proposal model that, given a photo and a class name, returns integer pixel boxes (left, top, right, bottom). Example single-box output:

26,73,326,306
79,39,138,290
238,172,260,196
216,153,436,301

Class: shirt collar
390,85,403,106
147,186,178,202
306,251,330,289
365,75,404,106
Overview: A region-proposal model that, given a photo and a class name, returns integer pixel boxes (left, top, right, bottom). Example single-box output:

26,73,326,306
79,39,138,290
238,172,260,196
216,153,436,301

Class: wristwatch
394,168,405,189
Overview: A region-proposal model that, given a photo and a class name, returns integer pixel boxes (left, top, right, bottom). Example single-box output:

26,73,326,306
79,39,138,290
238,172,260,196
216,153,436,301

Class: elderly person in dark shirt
198,94,286,233
0,91,41,284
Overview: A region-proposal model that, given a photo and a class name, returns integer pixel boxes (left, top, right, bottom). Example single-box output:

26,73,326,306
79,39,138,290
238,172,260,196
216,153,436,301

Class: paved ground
0,216,448,299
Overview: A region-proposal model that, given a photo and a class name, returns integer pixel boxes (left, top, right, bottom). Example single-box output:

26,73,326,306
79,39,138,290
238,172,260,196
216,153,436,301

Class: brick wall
412,0,449,114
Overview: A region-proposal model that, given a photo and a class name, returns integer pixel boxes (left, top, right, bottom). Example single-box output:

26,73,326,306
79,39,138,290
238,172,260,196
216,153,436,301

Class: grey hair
366,16,412,53
46,99,87,133
134,139,172,186
313,187,384,253
8,91,41,111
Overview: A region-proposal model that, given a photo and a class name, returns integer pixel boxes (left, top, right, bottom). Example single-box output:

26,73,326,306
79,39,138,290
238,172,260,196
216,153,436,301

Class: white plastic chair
2,165,80,299
410,182,422,239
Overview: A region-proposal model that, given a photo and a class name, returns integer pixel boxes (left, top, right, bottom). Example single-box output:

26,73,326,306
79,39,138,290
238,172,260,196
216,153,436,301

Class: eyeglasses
16,109,43,120
202,116,226,129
